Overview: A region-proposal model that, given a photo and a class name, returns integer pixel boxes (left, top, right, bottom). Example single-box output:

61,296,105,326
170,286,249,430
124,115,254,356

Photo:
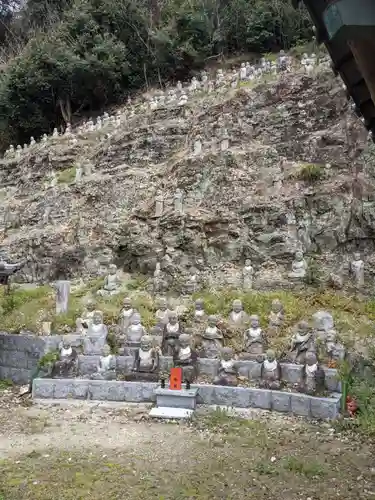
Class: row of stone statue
74,295,344,368
53,335,325,396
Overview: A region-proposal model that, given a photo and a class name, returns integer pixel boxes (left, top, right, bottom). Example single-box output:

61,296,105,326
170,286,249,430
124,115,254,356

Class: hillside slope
0,64,372,291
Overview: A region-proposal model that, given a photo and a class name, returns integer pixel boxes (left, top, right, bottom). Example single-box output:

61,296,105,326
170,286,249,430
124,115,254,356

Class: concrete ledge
32,379,341,419
155,387,198,409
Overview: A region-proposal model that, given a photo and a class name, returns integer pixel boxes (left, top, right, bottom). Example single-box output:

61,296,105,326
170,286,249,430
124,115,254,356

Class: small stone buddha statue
288,251,307,279
162,311,181,355
288,320,316,364
193,298,206,322
53,340,78,378
242,315,266,360
298,352,325,395
200,315,223,359
268,299,284,329
118,297,138,336
242,259,254,290
91,344,116,380
128,335,160,381
76,299,102,333
97,264,121,296
228,299,249,329
213,347,238,386
173,333,198,384
259,349,281,390
350,252,364,287
155,297,171,327
84,312,108,354
126,313,147,347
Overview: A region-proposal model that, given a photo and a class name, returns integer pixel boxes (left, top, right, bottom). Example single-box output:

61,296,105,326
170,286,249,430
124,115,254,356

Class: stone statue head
297,320,309,334
241,63,245,68
232,300,243,313
207,315,217,327
61,339,71,350
102,344,111,356
353,252,361,261
265,349,276,362
86,299,96,312
92,312,103,325
109,264,117,274
131,313,141,326
168,312,178,325
195,298,204,310
140,335,152,351
305,351,317,366
157,297,167,310
122,297,132,310
295,251,303,261
221,347,233,361
179,334,191,349
250,315,260,328
271,299,283,313
244,259,252,267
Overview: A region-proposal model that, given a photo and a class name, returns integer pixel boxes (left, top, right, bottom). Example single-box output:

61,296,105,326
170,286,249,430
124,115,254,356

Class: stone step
32,379,342,420
149,407,194,419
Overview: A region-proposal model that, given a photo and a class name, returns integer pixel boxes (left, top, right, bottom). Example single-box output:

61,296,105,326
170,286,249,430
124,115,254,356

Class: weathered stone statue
53,340,78,378
91,344,116,380
242,315,266,360
200,315,223,359
162,311,181,355
125,313,147,347
288,251,307,279
242,259,254,290
76,299,102,333
213,347,238,386
155,297,171,326
155,190,164,217
84,312,108,354
128,335,160,381
288,321,315,364
350,252,364,287
118,297,138,336
259,349,281,390
228,299,249,329
173,333,198,384
193,298,206,322
97,264,121,296
268,299,284,329
184,267,199,294
298,352,325,395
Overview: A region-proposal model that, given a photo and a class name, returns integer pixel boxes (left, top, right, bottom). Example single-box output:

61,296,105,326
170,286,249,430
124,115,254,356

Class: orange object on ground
169,367,182,390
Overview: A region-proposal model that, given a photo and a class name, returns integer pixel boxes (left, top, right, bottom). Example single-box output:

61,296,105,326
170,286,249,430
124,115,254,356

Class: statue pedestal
149,386,198,419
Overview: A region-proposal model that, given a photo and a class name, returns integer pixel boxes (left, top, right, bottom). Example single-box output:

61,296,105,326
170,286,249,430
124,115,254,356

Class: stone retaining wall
32,379,342,420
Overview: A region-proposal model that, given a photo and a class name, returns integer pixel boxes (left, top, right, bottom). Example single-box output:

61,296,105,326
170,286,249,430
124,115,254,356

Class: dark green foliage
0,0,312,149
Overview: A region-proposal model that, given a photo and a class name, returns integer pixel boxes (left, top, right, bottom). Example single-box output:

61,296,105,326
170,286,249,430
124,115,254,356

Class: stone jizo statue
162,311,181,355
193,298,206,322
129,335,159,381
118,297,138,336
228,299,249,329
97,264,121,296
173,333,198,384
200,315,223,359
259,349,281,390
242,315,266,360
76,299,102,333
84,312,108,355
242,259,254,290
126,313,147,347
268,299,284,329
53,340,78,378
288,320,315,364
213,347,238,386
350,252,364,287
289,251,307,279
298,352,325,395
91,344,116,380
155,297,171,326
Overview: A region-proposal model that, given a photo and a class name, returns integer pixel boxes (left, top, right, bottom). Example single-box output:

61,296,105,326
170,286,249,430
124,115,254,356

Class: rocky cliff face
0,65,373,291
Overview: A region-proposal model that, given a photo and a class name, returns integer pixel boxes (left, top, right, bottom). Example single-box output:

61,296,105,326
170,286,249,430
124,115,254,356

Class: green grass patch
57,166,76,184
291,163,324,182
